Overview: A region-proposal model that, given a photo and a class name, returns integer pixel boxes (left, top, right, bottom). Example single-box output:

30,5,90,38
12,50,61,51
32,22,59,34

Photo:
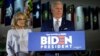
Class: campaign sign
28,31,85,51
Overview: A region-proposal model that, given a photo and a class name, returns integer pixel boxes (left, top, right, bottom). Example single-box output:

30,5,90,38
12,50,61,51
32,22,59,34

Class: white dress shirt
53,17,62,28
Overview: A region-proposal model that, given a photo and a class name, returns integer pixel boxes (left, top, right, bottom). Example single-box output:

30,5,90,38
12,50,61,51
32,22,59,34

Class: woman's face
17,16,26,28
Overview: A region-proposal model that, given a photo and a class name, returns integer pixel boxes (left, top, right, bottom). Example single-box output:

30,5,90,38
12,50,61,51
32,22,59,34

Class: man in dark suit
41,0,75,56
41,17,74,32
41,0,74,32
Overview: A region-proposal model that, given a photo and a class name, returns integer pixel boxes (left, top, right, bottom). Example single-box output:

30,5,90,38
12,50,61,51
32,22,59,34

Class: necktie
54,20,59,32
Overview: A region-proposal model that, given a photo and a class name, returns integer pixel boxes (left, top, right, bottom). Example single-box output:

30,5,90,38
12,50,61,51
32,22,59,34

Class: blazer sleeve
6,30,15,56
41,23,47,32
41,23,45,32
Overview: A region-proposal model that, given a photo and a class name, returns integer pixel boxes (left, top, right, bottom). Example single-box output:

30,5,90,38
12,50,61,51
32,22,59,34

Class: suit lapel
49,19,54,31
59,18,65,31
51,17,66,31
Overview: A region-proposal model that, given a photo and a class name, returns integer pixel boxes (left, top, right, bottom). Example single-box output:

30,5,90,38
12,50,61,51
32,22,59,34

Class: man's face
51,2,63,19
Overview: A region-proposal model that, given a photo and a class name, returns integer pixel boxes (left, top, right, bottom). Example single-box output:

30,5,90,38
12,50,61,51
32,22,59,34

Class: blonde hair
11,12,28,29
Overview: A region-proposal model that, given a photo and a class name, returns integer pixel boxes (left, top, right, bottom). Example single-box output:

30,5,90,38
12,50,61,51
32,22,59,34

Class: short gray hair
50,0,63,9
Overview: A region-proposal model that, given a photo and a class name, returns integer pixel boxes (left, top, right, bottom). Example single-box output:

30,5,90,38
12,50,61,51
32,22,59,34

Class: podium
28,31,85,52
28,31,86,56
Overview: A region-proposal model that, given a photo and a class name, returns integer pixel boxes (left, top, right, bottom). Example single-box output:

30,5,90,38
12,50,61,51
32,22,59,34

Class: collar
53,17,62,27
